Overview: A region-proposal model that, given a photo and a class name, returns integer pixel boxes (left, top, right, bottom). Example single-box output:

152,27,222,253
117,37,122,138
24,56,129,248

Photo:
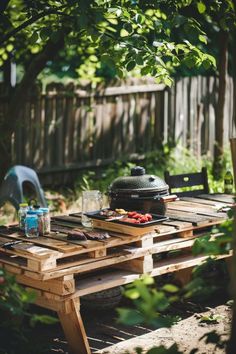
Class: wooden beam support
57,298,91,354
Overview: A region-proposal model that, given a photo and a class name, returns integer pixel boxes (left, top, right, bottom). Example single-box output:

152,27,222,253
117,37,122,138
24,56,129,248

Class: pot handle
159,195,178,203
133,194,178,202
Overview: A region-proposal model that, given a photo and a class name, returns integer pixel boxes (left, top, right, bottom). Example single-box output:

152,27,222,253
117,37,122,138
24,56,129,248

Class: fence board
0,77,235,185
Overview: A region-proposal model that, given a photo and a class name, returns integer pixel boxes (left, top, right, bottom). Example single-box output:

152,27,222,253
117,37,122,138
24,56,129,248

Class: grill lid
109,166,169,193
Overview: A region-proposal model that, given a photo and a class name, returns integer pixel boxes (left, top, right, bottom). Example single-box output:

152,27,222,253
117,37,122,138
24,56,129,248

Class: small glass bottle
18,203,29,231
25,211,39,238
40,208,51,235
224,170,234,194
35,210,44,236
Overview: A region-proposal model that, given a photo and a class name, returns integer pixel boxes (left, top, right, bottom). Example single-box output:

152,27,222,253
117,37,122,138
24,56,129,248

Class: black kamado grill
108,166,174,215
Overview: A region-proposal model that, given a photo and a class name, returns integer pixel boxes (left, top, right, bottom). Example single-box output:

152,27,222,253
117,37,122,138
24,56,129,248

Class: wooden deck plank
166,208,225,226
151,252,232,277
167,201,227,218
197,193,235,204
75,269,140,297
0,231,83,253
179,197,227,208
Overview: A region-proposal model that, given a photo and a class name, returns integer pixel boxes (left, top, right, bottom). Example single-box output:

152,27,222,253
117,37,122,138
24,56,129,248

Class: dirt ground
38,295,231,354
97,304,231,354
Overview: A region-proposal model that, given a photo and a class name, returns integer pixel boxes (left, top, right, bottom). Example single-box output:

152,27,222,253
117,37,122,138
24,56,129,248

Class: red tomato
139,216,149,223
132,213,142,219
145,213,152,221
122,218,140,224
127,211,137,217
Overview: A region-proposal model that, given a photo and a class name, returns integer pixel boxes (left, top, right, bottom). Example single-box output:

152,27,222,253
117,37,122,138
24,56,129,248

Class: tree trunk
0,32,66,181
213,30,228,180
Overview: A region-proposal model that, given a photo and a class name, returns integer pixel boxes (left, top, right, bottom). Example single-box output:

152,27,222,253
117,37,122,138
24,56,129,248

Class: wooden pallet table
0,194,233,354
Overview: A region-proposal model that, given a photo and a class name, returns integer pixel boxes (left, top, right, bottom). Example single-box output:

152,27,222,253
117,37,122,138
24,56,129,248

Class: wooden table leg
57,297,91,354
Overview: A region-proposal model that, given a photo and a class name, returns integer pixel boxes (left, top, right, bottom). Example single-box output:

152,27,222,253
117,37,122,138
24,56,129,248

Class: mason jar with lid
40,207,51,234
25,211,39,238
35,209,44,236
18,203,29,231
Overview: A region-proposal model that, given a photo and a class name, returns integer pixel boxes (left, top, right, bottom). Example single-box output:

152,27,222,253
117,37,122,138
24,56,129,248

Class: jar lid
27,210,38,215
26,214,37,218
40,208,49,212
19,203,28,207
35,210,43,215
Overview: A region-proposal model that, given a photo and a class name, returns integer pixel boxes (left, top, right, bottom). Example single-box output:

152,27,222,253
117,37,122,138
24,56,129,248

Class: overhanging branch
0,4,69,46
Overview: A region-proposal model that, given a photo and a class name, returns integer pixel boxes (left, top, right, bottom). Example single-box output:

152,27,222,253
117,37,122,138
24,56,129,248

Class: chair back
164,167,209,197
0,165,47,210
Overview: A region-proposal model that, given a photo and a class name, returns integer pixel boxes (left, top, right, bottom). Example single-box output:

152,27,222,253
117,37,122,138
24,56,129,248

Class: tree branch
0,9,65,46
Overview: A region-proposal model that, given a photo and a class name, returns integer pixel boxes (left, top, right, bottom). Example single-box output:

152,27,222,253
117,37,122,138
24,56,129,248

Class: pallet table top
0,194,232,280
0,193,233,354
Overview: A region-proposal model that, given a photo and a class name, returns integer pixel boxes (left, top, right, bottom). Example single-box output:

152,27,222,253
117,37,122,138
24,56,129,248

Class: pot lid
109,166,168,192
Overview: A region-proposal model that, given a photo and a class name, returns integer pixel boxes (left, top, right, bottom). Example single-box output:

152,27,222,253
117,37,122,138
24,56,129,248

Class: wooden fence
0,76,235,185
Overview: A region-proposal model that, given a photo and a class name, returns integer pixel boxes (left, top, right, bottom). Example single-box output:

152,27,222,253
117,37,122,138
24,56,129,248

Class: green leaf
141,275,154,285
124,289,140,299
153,41,163,48
120,28,129,37
117,308,143,325
107,17,118,25
30,314,58,327
116,67,124,78
199,314,223,323
40,27,51,41
135,55,144,66
124,22,133,34
6,44,14,52
89,55,98,62
197,1,206,14
163,77,173,87
2,52,8,60
29,32,38,45
141,66,150,75
126,60,136,71
184,57,195,68
199,34,207,44
162,284,179,293
135,13,145,24
153,291,170,311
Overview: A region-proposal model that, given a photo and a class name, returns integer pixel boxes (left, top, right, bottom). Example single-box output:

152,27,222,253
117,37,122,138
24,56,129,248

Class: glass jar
81,190,102,228
18,203,29,231
40,208,51,234
35,210,44,236
25,212,39,238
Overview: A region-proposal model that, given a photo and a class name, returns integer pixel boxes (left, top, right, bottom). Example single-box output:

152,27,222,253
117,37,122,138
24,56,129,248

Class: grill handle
160,195,178,202
129,194,178,202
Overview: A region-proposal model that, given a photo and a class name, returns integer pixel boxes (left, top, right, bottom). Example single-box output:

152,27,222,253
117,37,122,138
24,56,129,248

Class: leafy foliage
0,268,57,354
75,145,233,194
117,275,180,328
199,313,224,323
1,0,226,83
